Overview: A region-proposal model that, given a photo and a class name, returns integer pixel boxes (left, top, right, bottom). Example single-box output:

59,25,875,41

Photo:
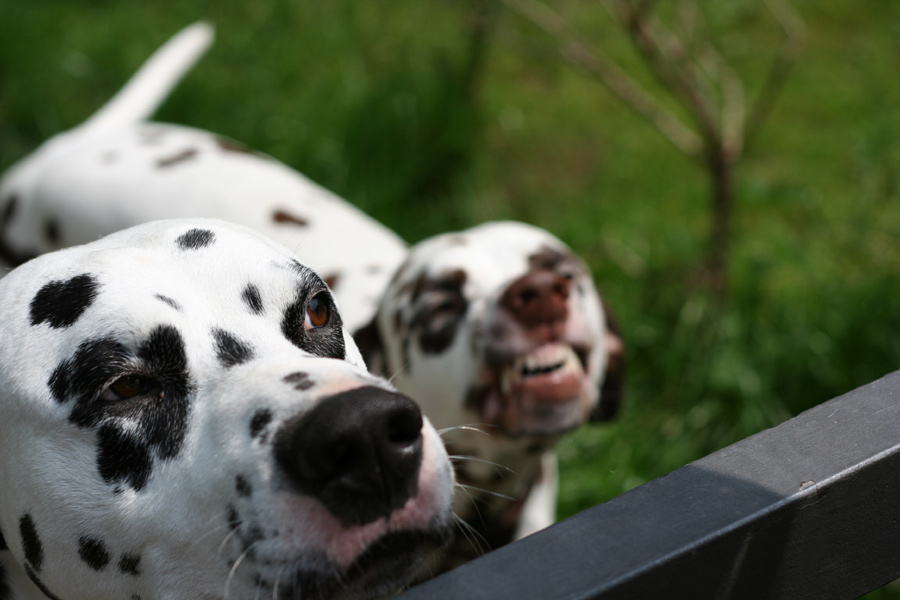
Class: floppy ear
353,319,388,378
590,298,625,422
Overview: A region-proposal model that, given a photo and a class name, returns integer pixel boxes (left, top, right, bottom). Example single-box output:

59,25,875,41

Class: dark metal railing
399,370,900,599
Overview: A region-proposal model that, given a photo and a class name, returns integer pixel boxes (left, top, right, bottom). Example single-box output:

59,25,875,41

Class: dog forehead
16,218,313,296
88,218,302,271
0,218,326,356
398,221,578,295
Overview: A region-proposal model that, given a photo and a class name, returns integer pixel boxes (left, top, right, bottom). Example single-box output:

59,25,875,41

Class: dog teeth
503,344,581,387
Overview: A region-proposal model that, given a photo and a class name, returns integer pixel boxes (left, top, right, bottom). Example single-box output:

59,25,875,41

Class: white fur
0,219,454,600
360,221,622,562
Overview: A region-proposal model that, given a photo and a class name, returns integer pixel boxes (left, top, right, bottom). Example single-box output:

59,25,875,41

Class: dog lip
270,525,453,600
474,342,594,436
498,342,587,396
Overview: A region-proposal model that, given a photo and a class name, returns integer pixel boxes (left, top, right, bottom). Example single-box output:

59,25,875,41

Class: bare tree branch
503,0,703,157
606,0,721,149
744,0,807,149
499,0,805,294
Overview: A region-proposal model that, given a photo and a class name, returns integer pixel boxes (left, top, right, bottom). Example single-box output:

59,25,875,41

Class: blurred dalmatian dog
0,22,406,332
355,221,625,570
0,219,454,600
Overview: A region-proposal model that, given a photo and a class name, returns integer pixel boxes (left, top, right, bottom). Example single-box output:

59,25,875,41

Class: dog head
0,219,454,600
357,221,624,460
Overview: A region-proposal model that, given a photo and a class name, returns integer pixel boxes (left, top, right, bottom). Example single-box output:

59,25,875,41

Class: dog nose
501,269,570,327
274,386,424,525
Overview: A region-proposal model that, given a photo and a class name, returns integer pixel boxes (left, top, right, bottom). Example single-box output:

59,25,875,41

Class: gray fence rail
399,370,900,599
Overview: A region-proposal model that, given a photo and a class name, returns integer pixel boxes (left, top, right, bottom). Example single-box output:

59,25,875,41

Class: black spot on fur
0,194,16,227
49,337,127,405
242,284,264,314
283,371,313,391
528,245,575,271
408,269,468,356
157,148,198,168
288,259,309,275
241,524,264,557
24,565,61,600
176,228,215,250
44,219,61,245
0,194,39,267
0,562,9,600
50,326,194,491
226,505,242,531
96,425,155,491
216,136,255,154
464,384,491,422
78,537,111,571
593,299,626,423
0,527,6,550
155,294,182,311
281,277,345,360
323,273,340,290
273,210,309,227
30,274,99,328
214,329,254,368
353,319,387,377
119,553,142,576
236,475,252,498
249,409,272,439
19,514,43,571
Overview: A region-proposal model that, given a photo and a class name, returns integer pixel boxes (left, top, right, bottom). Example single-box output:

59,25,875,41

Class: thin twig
503,0,703,157
744,0,806,149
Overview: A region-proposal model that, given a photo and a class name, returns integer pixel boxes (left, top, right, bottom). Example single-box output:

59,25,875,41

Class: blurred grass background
2,0,900,596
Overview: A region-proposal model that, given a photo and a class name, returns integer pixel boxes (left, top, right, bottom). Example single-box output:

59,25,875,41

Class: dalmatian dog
0,22,406,332
0,219,455,600
355,221,624,571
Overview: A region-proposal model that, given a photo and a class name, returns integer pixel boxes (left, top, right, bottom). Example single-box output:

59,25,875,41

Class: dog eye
100,375,161,402
424,292,465,317
430,299,460,315
305,293,330,330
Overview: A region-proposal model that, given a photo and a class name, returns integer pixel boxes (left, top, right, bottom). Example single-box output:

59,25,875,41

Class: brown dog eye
101,375,160,402
305,294,330,330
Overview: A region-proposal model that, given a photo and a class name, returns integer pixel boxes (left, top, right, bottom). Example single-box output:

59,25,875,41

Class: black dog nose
274,386,424,525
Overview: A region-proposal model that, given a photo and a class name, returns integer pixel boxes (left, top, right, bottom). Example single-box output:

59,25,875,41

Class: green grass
2,1,900,596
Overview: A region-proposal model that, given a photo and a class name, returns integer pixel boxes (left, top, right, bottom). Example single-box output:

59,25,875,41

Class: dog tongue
513,369,582,403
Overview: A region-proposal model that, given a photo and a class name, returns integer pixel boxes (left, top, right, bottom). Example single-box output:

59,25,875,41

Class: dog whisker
455,483,515,501
189,512,233,550
386,361,410,385
452,512,489,557
437,424,494,436
224,542,258,599
448,454,515,474
217,526,243,558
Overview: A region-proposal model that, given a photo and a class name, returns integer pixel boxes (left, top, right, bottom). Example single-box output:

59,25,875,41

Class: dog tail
79,22,214,134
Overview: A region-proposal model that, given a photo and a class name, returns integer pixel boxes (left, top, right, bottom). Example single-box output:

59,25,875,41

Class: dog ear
353,319,387,377
590,298,625,422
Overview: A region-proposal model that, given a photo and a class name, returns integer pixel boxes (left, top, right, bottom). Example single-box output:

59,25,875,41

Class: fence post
399,370,900,599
